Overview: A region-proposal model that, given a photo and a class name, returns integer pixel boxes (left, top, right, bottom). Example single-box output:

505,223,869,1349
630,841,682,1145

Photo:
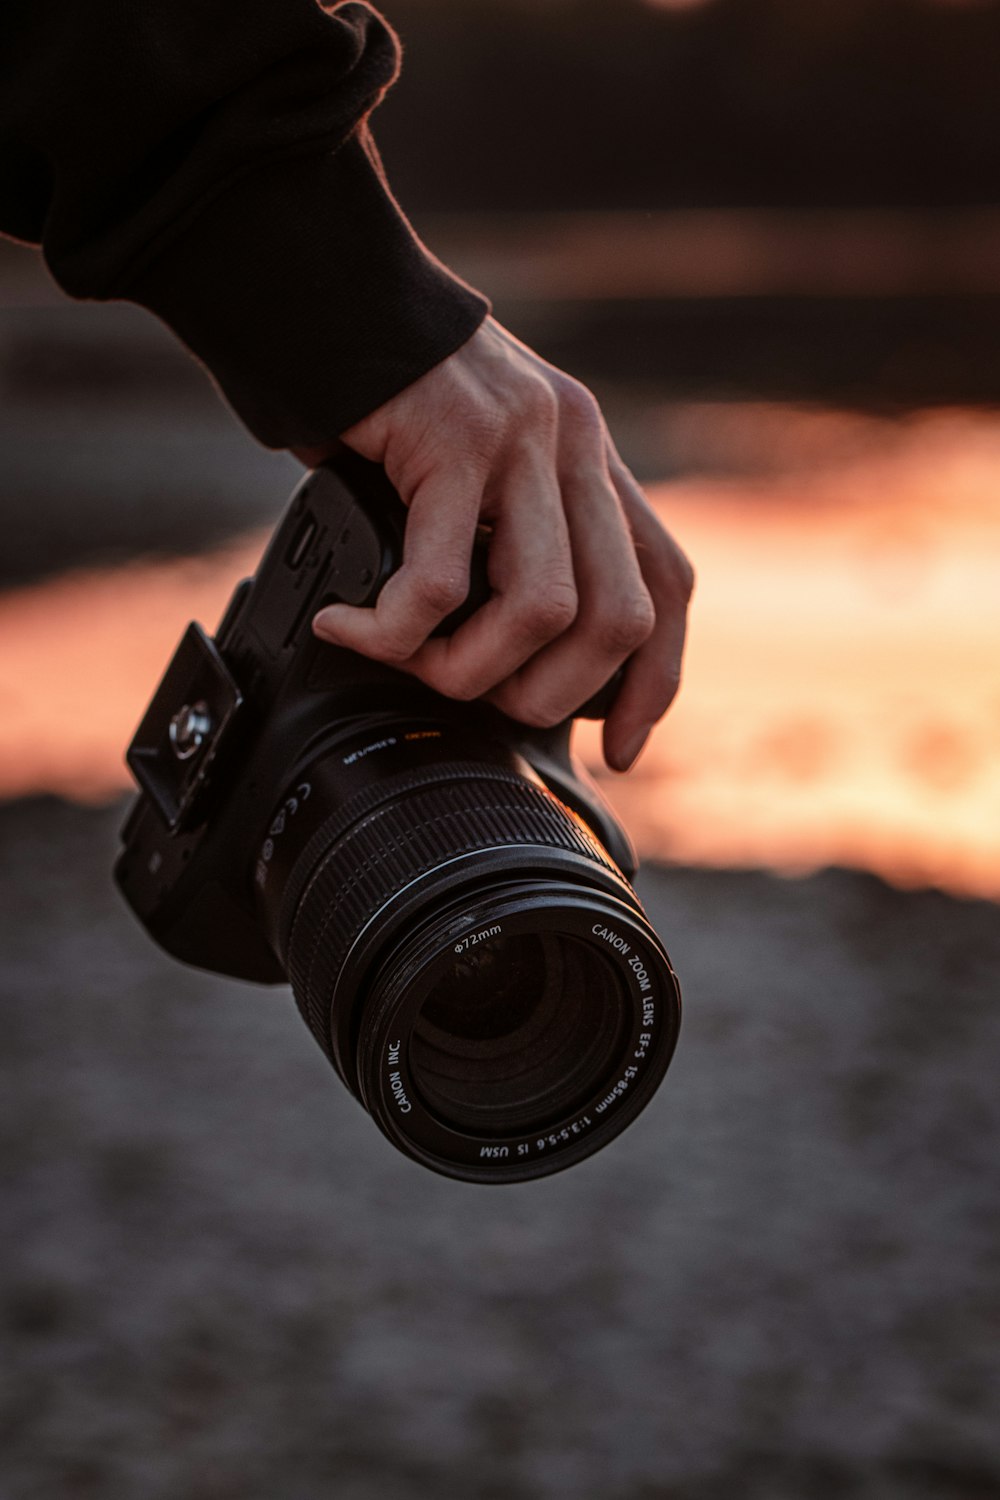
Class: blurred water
3,401,998,900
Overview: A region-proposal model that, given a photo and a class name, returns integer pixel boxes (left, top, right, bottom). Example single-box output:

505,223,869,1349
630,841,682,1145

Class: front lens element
410,932,629,1136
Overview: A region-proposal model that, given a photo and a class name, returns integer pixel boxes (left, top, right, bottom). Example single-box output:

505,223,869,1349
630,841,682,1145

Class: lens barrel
257,731,680,1183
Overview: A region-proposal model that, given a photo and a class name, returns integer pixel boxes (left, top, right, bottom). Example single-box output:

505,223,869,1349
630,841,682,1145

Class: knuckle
561,377,603,434
656,538,695,601
677,553,696,599
511,373,559,432
519,582,579,640
412,569,468,618
593,594,656,656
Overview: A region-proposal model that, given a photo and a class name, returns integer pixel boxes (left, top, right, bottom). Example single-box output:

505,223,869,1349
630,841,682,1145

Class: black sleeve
0,0,488,447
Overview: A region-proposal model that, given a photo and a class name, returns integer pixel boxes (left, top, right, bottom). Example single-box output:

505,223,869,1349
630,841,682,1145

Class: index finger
312,465,485,664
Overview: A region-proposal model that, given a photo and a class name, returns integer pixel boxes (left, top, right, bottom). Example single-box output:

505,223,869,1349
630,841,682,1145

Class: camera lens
258,727,680,1183
410,933,629,1136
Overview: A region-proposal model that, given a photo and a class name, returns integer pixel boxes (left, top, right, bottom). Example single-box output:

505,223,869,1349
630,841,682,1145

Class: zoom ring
275,764,540,959
286,775,625,1065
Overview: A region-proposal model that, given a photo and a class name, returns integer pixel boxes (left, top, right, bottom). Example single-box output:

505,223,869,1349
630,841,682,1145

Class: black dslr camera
116,453,681,1182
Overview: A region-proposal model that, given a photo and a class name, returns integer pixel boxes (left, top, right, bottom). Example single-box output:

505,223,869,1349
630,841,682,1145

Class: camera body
116,453,680,1183
117,452,636,983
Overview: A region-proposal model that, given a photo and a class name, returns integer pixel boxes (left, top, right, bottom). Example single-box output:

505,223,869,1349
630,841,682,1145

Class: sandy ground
1,797,998,1500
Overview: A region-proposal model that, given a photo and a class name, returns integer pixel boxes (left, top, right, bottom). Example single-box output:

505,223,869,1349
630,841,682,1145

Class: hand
299,317,694,771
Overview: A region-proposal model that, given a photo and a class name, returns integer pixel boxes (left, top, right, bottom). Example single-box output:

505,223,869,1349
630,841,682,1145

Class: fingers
485,454,656,730
390,447,579,697
312,414,693,774
600,448,695,771
312,447,581,694
306,317,694,770
312,464,485,663
482,386,687,755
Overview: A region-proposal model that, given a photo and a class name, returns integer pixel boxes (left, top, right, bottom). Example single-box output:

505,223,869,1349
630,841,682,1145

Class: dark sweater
0,0,489,447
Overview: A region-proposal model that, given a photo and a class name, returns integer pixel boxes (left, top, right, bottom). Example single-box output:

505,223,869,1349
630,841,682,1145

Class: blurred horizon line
419,207,1000,300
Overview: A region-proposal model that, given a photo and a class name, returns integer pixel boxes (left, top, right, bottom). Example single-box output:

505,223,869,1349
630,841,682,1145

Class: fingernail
312,607,341,639
614,727,649,773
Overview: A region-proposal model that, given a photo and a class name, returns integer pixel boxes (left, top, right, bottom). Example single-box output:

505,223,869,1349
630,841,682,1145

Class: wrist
122,129,490,450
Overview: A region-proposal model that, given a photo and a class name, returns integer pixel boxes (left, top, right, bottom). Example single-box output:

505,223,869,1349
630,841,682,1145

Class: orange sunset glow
2,406,998,901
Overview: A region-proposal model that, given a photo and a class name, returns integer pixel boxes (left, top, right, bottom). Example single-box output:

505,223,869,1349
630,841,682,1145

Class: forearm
0,0,487,444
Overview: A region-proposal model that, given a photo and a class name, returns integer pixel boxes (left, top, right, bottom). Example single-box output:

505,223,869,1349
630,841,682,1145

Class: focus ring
286,775,625,1065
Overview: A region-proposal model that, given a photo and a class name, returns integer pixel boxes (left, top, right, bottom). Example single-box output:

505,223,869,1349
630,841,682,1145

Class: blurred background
2,2,999,1497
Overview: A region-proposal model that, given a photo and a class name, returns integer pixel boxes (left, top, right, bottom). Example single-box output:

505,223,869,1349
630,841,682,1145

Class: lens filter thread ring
357,889,680,1183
